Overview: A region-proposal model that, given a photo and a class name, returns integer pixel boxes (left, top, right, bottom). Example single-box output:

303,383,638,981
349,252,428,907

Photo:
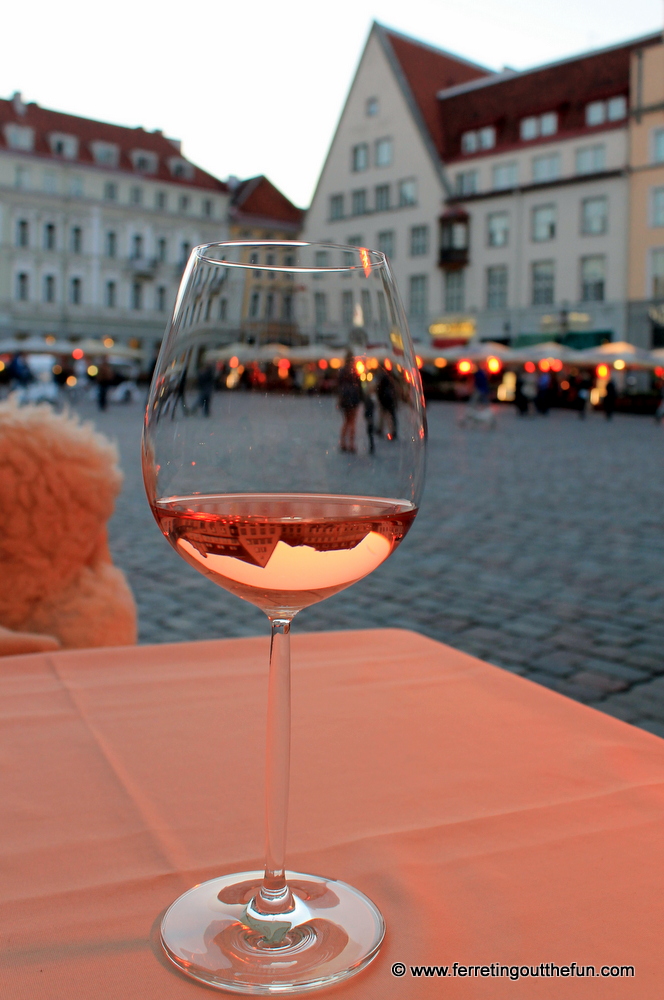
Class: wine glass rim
195,240,388,274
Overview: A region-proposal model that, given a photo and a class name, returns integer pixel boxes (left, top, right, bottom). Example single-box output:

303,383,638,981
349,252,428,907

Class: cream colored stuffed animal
0,398,137,653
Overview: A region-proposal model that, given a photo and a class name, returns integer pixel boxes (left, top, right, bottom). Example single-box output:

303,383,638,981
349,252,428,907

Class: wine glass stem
260,617,293,909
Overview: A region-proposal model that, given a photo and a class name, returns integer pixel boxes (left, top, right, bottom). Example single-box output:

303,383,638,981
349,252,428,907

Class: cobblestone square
83,395,664,738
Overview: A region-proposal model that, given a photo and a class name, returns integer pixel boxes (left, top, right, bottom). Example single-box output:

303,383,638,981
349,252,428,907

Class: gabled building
0,92,229,358
301,23,490,343
304,22,662,348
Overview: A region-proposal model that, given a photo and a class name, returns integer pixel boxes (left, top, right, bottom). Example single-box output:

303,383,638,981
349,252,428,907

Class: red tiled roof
380,26,491,153
0,95,228,191
437,33,661,162
231,175,304,228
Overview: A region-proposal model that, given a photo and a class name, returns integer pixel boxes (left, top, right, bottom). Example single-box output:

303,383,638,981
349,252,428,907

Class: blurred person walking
193,363,215,417
96,361,114,412
377,366,398,441
577,375,592,419
514,372,529,415
603,378,617,420
337,352,362,453
535,370,552,415
363,386,375,455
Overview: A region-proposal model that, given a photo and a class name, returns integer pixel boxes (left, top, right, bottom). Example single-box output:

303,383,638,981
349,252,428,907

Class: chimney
226,175,241,191
11,91,27,117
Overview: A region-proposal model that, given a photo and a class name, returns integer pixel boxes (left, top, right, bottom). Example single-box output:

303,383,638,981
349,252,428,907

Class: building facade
628,41,664,346
0,92,229,360
304,23,662,349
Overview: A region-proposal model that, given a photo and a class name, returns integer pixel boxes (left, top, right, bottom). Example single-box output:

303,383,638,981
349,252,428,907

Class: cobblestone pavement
81,395,664,738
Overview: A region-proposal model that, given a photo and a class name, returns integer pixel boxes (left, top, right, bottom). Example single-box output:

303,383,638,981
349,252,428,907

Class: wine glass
142,241,425,994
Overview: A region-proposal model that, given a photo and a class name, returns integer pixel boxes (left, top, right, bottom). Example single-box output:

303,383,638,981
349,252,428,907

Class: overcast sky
1,0,662,208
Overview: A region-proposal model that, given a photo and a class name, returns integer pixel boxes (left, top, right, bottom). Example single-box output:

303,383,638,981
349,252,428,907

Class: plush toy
0,398,137,654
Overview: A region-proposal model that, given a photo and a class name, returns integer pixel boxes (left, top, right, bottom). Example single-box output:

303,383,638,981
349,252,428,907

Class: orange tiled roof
0,94,228,192
231,175,304,229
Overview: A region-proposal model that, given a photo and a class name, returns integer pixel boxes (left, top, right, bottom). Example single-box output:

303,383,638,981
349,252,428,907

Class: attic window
131,149,158,174
168,157,194,180
461,126,496,154
586,96,627,127
520,112,557,142
90,141,119,167
49,133,79,159
366,97,379,117
4,124,34,152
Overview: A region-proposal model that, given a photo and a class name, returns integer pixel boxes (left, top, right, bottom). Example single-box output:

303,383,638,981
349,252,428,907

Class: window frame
352,143,369,172
531,204,557,242
581,195,608,236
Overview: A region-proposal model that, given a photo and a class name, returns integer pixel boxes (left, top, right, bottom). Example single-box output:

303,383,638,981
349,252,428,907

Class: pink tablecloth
1,628,663,997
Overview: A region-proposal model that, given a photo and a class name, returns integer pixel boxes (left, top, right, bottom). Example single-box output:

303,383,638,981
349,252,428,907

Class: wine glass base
160,870,385,994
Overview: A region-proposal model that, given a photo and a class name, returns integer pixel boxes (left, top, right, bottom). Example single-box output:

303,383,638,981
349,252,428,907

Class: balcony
126,257,157,279
438,246,469,270
438,207,469,272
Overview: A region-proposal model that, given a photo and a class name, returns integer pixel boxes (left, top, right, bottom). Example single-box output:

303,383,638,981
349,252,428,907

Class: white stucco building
303,23,662,348
0,92,230,360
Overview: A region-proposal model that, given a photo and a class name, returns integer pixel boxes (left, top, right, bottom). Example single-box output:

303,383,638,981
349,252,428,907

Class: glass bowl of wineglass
142,241,425,994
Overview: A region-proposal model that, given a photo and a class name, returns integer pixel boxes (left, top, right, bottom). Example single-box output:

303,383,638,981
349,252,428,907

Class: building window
105,231,117,257
361,289,373,326
653,188,664,228
43,275,55,303
586,96,627,126
454,171,477,196
131,282,142,310
461,126,496,154
314,291,327,325
43,223,56,251
487,212,509,247
352,189,367,215
346,235,362,249
410,225,429,256
329,194,344,220
130,186,143,206
105,281,116,308
314,250,328,271
492,162,517,190
180,241,191,264
532,205,556,242
282,294,293,321
652,129,664,164
409,275,428,317
576,145,605,174
5,123,34,151
377,290,388,327
43,171,57,194
90,141,119,167
377,230,394,258
15,166,30,190
265,292,274,319
486,265,508,308
70,277,82,305
71,227,83,254
249,291,260,318
69,176,83,198
154,191,166,209
398,179,417,206
652,249,664,298
581,256,605,301
16,272,29,301
444,270,464,312
375,138,393,167
532,154,561,183
132,234,144,259
342,290,354,326
157,237,167,261
219,297,228,320
16,219,29,248
375,184,390,211
532,261,554,305
366,97,379,117
581,196,608,235
104,181,117,201
352,143,369,171
50,133,78,158
179,195,190,212
203,198,213,218
520,112,557,140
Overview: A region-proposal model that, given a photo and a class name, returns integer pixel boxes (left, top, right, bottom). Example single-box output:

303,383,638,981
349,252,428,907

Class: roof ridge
437,29,663,100
374,20,493,74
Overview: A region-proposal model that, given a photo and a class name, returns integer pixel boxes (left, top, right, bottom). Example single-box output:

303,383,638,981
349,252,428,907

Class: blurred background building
0,92,231,361
303,22,664,349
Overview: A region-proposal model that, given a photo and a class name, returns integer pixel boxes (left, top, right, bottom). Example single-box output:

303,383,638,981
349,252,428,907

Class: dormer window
461,126,495,154
90,141,119,167
4,124,34,151
168,157,194,180
49,133,79,159
520,112,558,141
585,96,627,127
131,149,158,174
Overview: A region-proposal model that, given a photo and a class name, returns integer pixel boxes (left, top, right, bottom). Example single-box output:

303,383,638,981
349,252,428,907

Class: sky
1,0,662,208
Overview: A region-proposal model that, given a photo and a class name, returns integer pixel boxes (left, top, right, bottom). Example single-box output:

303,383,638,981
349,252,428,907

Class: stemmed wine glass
142,241,425,994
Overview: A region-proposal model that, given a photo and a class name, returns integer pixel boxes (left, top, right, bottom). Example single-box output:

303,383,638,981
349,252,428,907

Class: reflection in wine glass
143,241,425,994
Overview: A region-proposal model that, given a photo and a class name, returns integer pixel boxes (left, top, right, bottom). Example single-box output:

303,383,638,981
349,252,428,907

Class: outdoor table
1,628,662,998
